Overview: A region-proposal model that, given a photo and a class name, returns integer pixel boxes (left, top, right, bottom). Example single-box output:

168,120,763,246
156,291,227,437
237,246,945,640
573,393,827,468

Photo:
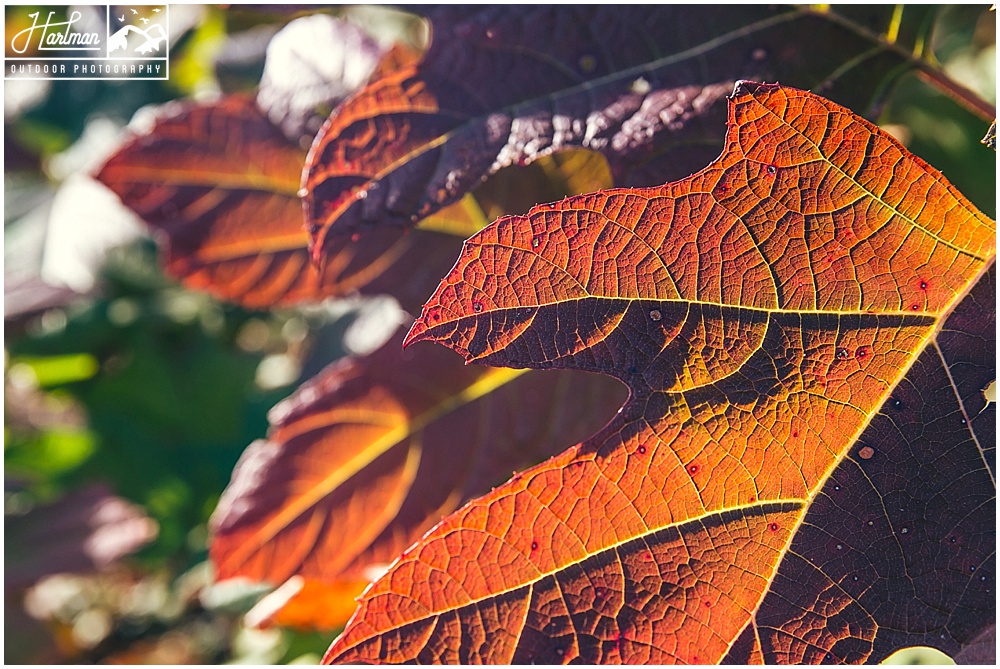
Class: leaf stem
808,7,996,123
914,63,996,122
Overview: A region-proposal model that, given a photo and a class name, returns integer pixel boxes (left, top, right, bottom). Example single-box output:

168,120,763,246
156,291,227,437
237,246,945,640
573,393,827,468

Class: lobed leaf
329,83,996,663
209,328,625,587
303,5,937,263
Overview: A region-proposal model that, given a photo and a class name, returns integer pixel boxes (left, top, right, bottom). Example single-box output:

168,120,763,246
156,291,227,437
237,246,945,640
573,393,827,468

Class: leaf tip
401,319,427,349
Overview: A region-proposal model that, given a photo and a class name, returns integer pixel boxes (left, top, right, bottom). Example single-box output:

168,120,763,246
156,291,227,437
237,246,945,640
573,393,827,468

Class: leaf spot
688,464,699,474
531,541,538,550
637,445,646,454
649,309,662,321
836,347,850,360
855,346,868,359
858,446,875,460
532,237,540,248
767,164,777,175
473,301,483,313
901,527,909,534
920,280,928,290
769,522,779,532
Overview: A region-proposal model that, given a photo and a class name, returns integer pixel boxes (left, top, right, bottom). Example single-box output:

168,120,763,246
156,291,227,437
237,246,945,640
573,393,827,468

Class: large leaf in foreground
329,83,996,663
304,5,936,262
95,96,465,311
209,329,625,585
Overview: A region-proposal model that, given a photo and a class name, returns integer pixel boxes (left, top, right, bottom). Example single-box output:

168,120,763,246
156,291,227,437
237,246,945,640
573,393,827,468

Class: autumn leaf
243,578,370,632
303,5,940,263
95,95,467,312
209,328,625,587
328,83,996,663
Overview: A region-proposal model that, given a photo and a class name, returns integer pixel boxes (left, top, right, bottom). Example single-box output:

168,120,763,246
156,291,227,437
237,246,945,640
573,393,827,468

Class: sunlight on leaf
331,82,995,664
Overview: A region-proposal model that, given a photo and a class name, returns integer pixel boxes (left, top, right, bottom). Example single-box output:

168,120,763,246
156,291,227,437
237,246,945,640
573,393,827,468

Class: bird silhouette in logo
108,8,167,55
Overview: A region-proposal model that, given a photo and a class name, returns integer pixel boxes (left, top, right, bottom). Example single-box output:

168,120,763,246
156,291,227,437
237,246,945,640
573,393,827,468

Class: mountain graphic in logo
108,7,166,56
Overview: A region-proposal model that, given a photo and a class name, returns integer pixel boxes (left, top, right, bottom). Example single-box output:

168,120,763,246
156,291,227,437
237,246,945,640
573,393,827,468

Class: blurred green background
4,4,994,664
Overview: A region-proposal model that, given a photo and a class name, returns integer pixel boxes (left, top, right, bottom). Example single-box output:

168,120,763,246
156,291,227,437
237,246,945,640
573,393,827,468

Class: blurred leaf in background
4,6,424,662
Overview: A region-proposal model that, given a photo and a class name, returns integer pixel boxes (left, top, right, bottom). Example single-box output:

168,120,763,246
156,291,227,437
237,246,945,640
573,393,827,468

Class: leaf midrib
347,259,994,656
223,366,528,574
316,9,810,223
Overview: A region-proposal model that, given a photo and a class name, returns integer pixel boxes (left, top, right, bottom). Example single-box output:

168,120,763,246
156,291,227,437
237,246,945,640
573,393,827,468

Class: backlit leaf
209,328,625,587
244,577,369,632
330,83,995,663
95,96,465,312
304,5,937,263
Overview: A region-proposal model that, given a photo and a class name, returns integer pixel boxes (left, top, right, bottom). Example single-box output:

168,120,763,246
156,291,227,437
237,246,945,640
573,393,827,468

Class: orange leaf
329,83,995,663
95,95,465,313
209,327,625,587
244,577,369,632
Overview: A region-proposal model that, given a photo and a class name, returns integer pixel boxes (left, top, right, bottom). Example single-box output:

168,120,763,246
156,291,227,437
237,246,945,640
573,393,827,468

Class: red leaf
209,328,625,586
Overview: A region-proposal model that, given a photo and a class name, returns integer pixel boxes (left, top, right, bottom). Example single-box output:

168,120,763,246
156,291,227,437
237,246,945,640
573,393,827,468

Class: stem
915,64,996,122
808,7,996,123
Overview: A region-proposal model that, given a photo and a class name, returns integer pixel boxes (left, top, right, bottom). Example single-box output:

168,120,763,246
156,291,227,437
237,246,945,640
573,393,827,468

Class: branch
915,63,996,122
